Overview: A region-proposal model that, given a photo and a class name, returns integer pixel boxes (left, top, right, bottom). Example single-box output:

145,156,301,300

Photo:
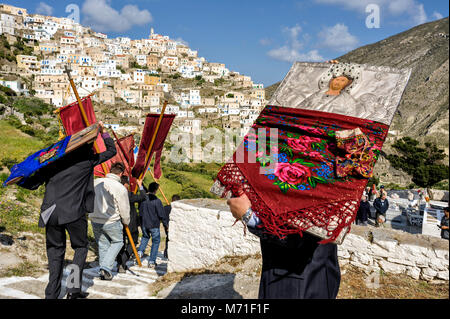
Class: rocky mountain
266,17,449,186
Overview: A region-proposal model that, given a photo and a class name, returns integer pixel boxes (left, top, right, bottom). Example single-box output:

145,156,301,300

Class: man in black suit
21,122,116,299
227,194,340,299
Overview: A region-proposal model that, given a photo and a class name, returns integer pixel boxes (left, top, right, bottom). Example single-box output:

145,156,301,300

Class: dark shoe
99,269,113,281
66,292,89,299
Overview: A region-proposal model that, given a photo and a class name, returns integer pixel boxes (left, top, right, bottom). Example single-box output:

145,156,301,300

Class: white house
80,76,99,92
0,79,26,94
136,54,147,66
0,13,15,35
189,89,201,106
133,70,145,83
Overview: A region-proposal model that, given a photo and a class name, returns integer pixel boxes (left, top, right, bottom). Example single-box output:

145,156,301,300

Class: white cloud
174,37,189,46
318,23,358,52
389,0,427,25
432,11,444,20
267,25,324,62
268,47,324,63
315,0,429,26
36,2,53,16
82,0,153,33
259,38,272,46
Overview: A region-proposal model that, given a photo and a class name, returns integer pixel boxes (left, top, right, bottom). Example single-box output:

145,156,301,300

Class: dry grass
338,265,449,299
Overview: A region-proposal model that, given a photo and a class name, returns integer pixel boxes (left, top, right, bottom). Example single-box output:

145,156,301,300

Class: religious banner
94,134,136,188
211,62,411,244
3,124,100,188
131,114,176,180
58,96,109,176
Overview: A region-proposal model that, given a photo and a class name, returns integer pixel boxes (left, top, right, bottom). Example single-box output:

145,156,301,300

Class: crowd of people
24,123,179,299
92,161,178,281
23,121,448,300
355,184,389,227
356,186,449,241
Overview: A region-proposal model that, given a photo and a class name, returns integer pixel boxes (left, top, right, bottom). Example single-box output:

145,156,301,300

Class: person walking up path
90,162,130,280
137,182,168,268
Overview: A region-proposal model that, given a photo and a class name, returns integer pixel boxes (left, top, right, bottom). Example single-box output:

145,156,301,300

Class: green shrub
387,137,449,188
1,157,18,170
0,85,16,97
12,98,54,116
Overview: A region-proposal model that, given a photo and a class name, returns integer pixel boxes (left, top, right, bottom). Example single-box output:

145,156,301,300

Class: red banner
132,114,176,180
58,96,109,175
94,134,136,187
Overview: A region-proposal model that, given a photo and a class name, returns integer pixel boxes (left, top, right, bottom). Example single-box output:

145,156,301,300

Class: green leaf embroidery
308,176,317,188
313,176,327,183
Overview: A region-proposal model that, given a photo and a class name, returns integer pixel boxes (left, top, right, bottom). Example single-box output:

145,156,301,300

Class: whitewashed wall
167,199,260,273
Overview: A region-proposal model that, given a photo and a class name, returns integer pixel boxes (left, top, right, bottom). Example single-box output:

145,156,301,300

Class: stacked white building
0,4,267,136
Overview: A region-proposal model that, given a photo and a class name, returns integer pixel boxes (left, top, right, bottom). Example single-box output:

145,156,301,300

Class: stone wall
168,199,449,281
338,226,449,281
167,199,260,273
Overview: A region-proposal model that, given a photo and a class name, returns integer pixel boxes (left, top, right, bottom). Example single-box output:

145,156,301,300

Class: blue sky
5,0,449,86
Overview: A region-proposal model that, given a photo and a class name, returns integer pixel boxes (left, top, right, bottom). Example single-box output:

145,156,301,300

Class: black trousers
45,213,88,299
117,230,139,268
258,232,340,299
163,227,169,258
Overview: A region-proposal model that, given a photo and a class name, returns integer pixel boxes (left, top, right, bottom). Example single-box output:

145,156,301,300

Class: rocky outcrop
265,18,450,186
168,199,449,281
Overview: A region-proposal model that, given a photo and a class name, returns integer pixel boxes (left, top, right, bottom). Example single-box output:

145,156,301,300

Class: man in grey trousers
90,162,130,280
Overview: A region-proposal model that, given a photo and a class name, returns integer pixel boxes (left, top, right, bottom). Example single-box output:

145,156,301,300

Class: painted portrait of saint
269,62,412,125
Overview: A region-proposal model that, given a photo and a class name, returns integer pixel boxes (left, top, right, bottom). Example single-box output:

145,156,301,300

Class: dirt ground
148,254,449,299
1,229,448,299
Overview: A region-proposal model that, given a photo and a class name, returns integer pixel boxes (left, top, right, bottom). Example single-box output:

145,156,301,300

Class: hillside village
0,3,266,141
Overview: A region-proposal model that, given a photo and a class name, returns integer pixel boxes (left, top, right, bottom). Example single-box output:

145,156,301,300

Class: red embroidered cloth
214,105,389,243
132,114,176,180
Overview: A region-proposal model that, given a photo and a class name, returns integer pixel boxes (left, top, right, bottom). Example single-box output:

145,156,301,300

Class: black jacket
373,197,389,215
357,200,370,222
139,194,168,229
128,189,146,233
163,205,171,227
21,134,116,226
440,216,449,240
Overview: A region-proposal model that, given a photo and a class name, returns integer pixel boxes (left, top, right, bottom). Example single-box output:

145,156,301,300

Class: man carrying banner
20,121,117,299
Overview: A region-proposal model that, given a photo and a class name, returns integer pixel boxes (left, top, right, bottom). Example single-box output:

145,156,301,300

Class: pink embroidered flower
306,151,323,159
275,162,311,185
299,136,322,143
286,138,308,152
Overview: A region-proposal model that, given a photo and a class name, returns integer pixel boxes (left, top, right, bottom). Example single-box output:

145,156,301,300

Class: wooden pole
64,65,109,176
124,225,142,267
149,169,170,206
133,101,168,194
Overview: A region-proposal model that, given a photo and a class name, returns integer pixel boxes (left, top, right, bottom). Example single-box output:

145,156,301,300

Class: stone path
0,253,168,299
